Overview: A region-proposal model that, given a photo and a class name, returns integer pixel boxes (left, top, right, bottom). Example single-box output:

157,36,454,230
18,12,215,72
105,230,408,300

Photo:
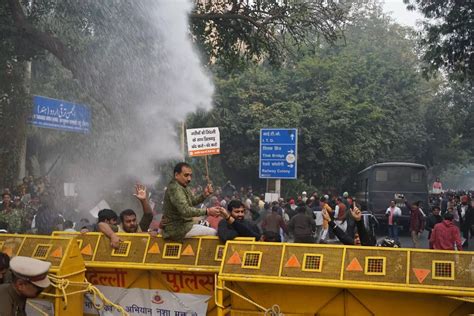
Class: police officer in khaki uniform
0,256,51,316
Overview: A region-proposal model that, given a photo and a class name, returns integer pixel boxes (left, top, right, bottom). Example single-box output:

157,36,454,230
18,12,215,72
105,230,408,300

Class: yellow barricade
0,234,86,316
53,232,253,315
217,241,474,316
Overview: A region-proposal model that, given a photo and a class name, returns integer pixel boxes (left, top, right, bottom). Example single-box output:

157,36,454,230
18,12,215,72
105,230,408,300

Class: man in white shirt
385,200,402,242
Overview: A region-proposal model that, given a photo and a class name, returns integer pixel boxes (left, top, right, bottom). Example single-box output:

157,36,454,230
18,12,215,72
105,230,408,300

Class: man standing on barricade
161,162,221,241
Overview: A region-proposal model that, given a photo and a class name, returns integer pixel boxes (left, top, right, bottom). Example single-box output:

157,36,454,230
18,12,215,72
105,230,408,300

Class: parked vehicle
355,162,429,229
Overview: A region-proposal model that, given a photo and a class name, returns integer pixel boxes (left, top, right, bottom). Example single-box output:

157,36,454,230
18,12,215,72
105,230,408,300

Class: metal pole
275,179,281,195
180,121,186,161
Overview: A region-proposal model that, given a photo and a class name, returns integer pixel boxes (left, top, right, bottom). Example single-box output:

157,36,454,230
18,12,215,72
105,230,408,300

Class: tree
404,0,473,83
191,0,348,67
0,0,350,189
423,81,474,173
188,4,435,190
3,0,349,108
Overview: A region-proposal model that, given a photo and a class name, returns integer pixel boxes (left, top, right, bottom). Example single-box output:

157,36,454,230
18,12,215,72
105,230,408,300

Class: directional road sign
259,128,297,179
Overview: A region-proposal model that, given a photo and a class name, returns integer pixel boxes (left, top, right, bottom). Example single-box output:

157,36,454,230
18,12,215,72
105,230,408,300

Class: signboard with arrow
259,128,297,179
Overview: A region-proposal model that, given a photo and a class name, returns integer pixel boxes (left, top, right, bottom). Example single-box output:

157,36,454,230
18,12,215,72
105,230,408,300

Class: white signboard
186,127,220,157
89,200,111,218
84,286,210,316
64,183,76,197
264,193,280,203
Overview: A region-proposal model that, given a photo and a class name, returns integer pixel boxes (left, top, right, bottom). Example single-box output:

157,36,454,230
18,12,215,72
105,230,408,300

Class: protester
322,206,375,246
312,202,324,243
96,209,121,248
34,203,64,235
447,206,460,227
0,192,12,212
432,177,443,194
118,184,154,233
319,196,333,242
217,200,261,243
385,200,401,242
161,162,221,241
63,220,76,232
334,197,347,231
405,199,425,248
429,213,462,250
458,195,474,248
261,205,288,242
288,205,316,243
425,206,443,240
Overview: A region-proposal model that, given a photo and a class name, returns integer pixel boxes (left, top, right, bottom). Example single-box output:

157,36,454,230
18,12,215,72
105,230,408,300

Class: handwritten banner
186,127,220,156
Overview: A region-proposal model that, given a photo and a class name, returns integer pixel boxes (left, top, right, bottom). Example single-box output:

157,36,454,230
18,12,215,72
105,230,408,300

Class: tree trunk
0,59,30,190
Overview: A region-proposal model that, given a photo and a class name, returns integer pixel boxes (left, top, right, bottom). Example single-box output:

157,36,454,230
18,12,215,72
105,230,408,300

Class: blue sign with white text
31,95,91,133
259,128,297,179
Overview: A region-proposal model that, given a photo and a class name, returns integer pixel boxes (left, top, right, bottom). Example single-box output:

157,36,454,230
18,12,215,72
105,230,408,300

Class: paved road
377,230,474,251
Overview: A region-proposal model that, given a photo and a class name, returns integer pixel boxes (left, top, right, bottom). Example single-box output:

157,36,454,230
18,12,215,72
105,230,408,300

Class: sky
381,0,424,28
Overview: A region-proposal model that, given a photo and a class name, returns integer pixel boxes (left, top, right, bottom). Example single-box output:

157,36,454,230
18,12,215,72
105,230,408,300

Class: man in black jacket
458,195,474,247
425,206,443,239
217,200,261,243
322,206,375,246
288,205,316,243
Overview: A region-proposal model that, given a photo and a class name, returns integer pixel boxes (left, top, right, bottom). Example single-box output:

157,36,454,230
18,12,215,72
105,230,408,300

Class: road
378,230,474,251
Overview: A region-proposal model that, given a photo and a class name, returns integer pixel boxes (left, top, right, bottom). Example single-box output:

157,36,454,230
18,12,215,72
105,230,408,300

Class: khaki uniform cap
10,256,51,288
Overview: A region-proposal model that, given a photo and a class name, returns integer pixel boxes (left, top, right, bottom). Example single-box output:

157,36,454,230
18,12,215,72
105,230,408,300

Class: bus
355,162,429,229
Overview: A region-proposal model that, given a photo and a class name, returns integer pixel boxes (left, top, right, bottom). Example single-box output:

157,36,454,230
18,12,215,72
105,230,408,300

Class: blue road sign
259,128,297,179
31,95,91,133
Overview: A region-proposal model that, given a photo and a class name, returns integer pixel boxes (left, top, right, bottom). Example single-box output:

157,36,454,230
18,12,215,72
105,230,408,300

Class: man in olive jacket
162,162,221,241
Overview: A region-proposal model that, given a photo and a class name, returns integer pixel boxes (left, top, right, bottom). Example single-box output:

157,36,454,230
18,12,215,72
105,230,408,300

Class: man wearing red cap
0,256,51,316
458,195,474,247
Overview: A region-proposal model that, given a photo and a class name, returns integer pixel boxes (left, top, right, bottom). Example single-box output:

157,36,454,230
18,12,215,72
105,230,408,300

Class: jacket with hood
429,220,462,250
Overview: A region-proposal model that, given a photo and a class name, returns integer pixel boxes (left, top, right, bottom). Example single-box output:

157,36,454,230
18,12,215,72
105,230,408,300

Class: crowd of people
1,165,472,254
425,190,474,250
0,176,64,235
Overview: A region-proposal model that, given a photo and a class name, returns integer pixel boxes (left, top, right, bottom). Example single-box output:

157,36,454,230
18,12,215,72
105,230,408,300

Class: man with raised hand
96,183,154,248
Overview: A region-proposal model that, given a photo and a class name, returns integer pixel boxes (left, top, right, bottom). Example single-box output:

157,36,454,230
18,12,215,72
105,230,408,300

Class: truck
355,162,429,230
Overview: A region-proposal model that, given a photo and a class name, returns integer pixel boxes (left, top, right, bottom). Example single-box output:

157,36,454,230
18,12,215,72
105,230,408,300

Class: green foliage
191,0,348,69
188,4,465,192
404,0,473,83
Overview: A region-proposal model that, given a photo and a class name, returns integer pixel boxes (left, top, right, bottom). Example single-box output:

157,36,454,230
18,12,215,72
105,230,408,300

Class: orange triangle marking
148,242,160,254
81,243,93,256
51,247,63,258
413,268,430,284
284,254,301,268
227,251,241,265
181,244,195,256
346,258,363,272
2,246,13,257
